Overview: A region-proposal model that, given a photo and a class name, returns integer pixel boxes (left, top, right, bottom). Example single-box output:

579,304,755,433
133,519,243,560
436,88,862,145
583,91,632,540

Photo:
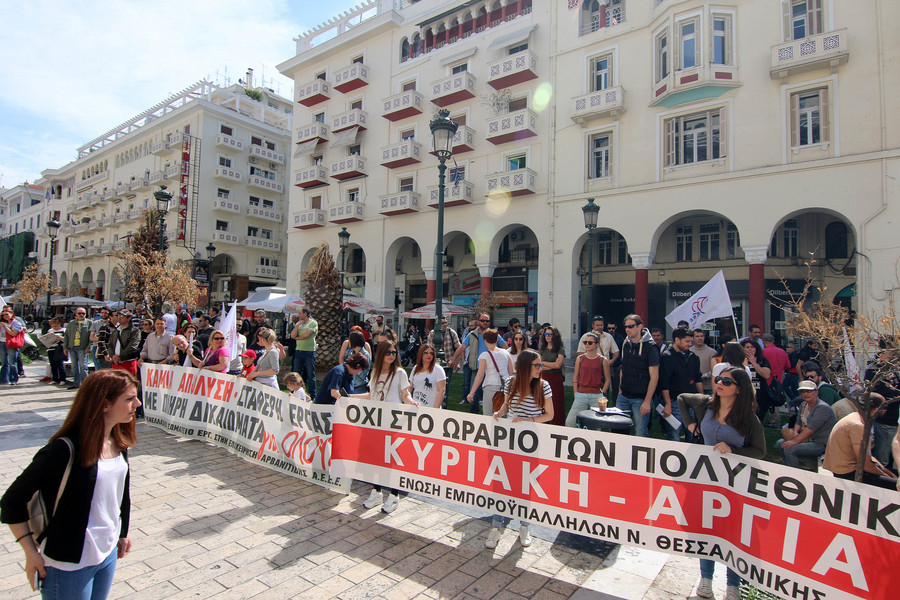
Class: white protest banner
141,364,349,492
331,398,897,600
665,270,734,330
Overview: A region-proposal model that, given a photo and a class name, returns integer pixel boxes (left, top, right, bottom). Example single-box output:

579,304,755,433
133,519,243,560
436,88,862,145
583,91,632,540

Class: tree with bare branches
14,264,61,311
118,250,198,318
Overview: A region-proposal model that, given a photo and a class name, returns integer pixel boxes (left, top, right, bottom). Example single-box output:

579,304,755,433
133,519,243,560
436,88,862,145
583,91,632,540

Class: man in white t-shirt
689,329,718,393
466,328,512,417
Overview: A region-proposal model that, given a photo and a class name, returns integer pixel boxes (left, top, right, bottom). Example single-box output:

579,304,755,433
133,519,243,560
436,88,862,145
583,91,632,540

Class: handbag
767,376,788,407
5,327,25,349
27,437,74,543
487,351,510,414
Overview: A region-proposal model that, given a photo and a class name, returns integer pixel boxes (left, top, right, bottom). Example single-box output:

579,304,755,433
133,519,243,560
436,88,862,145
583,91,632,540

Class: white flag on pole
842,327,859,382
219,300,239,362
665,270,734,330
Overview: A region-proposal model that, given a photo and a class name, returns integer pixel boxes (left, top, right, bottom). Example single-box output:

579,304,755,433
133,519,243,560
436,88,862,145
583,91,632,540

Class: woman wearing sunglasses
409,343,446,409
566,331,611,427
186,329,229,373
677,366,765,600
507,331,528,370
539,326,566,425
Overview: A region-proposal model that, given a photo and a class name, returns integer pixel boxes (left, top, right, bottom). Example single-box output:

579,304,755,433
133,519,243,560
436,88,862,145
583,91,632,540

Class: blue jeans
295,350,316,397
777,438,825,469
0,345,20,384
462,364,474,399
700,558,741,587
42,547,116,600
69,347,89,387
619,393,650,437
873,423,898,466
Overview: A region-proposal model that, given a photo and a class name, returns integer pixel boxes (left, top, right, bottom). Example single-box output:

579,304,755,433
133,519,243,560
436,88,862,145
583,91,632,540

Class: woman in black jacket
1,369,140,598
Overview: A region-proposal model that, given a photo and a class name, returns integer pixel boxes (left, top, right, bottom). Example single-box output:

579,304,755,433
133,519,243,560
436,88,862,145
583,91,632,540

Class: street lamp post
429,109,458,362
581,198,600,334
45,218,60,324
206,242,216,310
338,227,350,334
154,186,172,253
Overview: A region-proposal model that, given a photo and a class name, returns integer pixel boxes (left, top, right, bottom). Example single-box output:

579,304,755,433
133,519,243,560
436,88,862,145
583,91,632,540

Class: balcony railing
380,140,423,169
330,156,366,180
86,220,99,231
331,109,368,133
381,90,425,122
213,198,241,213
129,179,150,193
428,179,474,208
328,201,364,223
452,125,476,154
333,63,369,93
113,240,128,251
293,209,327,229
113,212,128,223
214,167,242,182
101,188,115,201
113,183,129,199
211,231,242,245
431,71,477,108
73,223,89,234
572,86,626,125
296,122,330,144
486,108,538,145
487,49,538,89
247,174,283,193
216,133,244,151
294,165,329,189
72,196,89,211
100,216,113,227
379,191,420,216
75,170,108,191
73,248,87,258
248,144,285,164
499,247,539,265
770,29,849,79
164,164,180,180
486,168,537,196
253,265,284,279
148,171,164,185
245,237,282,252
296,79,330,107
127,208,142,220
246,206,283,223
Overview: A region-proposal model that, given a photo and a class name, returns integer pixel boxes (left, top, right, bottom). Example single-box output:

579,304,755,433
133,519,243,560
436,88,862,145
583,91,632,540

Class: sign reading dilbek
141,364,349,492
330,398,897,600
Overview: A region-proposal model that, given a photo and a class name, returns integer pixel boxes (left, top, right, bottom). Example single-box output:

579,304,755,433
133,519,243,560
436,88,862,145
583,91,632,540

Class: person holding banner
338,330,371,394
246,328,280,389
677,366,765,600
489,349,555,548
314,353,369,404
409,343,447,409
185,329,229,372
108,311,141,378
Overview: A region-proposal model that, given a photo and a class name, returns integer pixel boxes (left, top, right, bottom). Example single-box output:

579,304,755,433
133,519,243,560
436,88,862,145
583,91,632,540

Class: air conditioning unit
249,156,258,164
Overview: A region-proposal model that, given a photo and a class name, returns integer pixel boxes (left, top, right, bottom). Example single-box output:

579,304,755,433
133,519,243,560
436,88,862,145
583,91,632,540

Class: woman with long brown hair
539,325,566,425
678,366,765,600
1,369,140,599
487,349,554,549
408,343,446,408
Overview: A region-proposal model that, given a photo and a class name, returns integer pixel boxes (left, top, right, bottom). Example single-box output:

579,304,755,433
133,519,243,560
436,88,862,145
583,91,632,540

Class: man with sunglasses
801,362,840,405
451,313,505,413
139,317,176,365
617,314,659,437
777,380,836,469
63,306,93,389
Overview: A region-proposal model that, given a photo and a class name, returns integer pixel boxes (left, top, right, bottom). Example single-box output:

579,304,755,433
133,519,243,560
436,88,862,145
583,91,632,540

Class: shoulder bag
28,437,74,543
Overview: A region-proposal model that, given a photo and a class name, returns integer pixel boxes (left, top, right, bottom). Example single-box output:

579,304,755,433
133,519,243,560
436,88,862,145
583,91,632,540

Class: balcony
113,212,128,224
499,247,539,265
296,122,329,144
112,183,129,200
294,165,329,189
487,50,538,89
213,198,241,213
163,164,180,180
770,29,849,79
486,108,538,145
75,170,108,191
428,179,474,208
380,140,422,169
216,133,244,151
431,72,477,107
99,243,113,254
293,209,327,229
62,252,73,260
333,63,369,93
86,220,99,232
211,231,242,245
330,156,366,180
73,223,89,234
73,248,87,259
127,208,142,221
486,168,537,196
151,139,173,156
296,79,330,107
113,240,128,251
148,171,164,185
129,179,150,193
452,125,476,154
652,60,741,107
101,188,115,201
247,174,283,194
572,86,626,125
379,191,420,216
328,201,364,223
100,216,113,227
248,144,285,164
246,206,283,223
331,109,368,133
90,193,105,206
214,167,242,182
245,237,282,252
72,196,89,211
253,265,284,279
381,90,425,122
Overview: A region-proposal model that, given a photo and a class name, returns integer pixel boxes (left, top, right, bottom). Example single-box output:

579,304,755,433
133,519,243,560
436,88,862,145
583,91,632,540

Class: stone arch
384,236,424,311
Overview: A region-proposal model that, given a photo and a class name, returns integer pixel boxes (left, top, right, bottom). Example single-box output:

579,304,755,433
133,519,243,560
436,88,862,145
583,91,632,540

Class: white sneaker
725,585,741,600
485,527,501,549
363,489,382,509
696,578,713,598
518,524,532,547
381,494,399,513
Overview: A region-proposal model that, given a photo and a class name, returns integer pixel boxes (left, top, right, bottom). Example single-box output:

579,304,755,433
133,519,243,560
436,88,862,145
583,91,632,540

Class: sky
0,0,365,189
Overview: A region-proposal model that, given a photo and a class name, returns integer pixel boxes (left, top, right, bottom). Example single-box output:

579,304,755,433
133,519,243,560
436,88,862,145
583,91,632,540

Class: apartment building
279,0,899,342
37,81,292,305
0,184,48,293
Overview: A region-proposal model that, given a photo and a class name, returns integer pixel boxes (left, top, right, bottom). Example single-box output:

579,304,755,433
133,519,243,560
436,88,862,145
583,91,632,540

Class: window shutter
781,0,792,41
790,92,800,147
665,118,676,166
725,17,733,65
708,16,715,65
672,28,681,71
718,107,726,157
809,0,823,36
819,88,829,142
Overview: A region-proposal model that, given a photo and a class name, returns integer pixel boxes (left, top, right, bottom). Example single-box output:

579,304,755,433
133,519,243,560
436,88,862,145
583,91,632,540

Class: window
261,229,273,240
315,71,326,81
265,141,276,151
348,144,361,156
783,219,798,258
450,165,466,181
591,54,612,91
250,136,262,146
352,55,364,64
617,238,630,264
310,195,322,210
216,220,229,231
507,154,526,170
825,222,848,259
399,177,414,192
726,223,740,259
314,112,325,123
260,257,272,266
508,97,527,112
220,125,233,136
400,38,410,62
247,226,259,237
699,223,720,261
451,63,468,74
791,88,828,147
508,42,528,55
790,0,823,40
711,14,733,65
217,188,230,199
452,113,467,125
219,156,232,168
678,19,699,69
676,225,693,261
401,80,417,92
597,231,613,265
400,129,415,141
589,134,611,179
250,166,276,180
262,199,274,209
655,30,669,83
350,99,363,110
664,109,724,166
313,155,324,166
248,196,260,206
347,188,360,203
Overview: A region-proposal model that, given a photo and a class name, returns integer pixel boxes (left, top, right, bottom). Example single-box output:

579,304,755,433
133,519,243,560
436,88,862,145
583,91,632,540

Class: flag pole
731,314,740,339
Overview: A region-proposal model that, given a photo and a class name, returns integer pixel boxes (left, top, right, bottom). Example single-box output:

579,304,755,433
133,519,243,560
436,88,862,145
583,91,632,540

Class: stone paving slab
0,365,737,599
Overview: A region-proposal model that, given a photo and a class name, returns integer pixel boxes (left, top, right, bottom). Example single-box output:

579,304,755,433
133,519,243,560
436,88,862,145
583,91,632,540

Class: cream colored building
279,0,899,344
37,81,292,305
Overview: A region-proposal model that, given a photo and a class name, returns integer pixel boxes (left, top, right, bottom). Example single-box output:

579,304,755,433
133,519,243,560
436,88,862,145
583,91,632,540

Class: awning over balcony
331,126,359,148
293,139,320,158
487,23,537,49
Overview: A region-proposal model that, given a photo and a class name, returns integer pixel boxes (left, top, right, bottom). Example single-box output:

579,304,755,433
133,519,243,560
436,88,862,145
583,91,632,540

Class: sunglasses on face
532,363,543,369
625,324,639,329
386,350,398,356
715,376,736,386
212,336,224,340
544,332,553,337
583,341,596,345
478,319,489,323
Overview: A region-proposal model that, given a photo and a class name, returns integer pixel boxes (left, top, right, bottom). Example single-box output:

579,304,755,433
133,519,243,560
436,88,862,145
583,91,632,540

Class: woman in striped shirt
487,349,554,549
